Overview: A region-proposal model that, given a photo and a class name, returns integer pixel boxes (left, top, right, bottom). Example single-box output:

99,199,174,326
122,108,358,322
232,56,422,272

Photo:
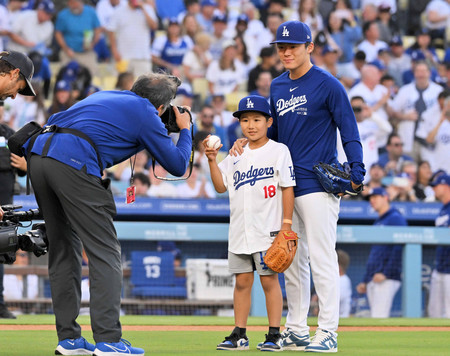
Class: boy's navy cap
430,172,450,187
55,80,71,92
0,50,35,96
38,0,55,14
367,187,389,198
237,14,249,23
322,45,338,55
270,20,312,45
233,95,271,118
389,35,403,46
212,13,227,23
200,0,216,6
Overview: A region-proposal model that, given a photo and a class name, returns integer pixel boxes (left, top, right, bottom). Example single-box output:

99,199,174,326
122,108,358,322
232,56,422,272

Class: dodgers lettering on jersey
219,140,295,255
269,66,363,197
233,165,275,190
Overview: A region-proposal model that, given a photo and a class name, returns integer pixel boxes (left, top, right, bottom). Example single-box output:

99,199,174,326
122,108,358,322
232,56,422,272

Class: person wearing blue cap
270,19,364,352
356,187,407,318
427,171,450,318
205,95,295,351
230,20,365,352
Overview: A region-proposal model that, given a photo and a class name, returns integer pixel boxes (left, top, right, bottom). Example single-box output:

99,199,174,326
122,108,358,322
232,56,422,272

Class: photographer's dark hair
131,73,179,113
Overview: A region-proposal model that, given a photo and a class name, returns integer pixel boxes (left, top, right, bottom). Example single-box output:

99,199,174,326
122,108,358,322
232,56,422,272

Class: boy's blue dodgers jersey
219,140,296,255
269,66,363,197
26,90,192,178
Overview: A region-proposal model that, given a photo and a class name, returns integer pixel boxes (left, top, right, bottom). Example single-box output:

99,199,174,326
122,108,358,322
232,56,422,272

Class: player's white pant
284,192,340,334
428,269,450,318
366,279,401,318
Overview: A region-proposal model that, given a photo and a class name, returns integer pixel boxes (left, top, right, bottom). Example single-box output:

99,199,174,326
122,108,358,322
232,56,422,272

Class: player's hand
356,282,366,294
174,105,191,131
229,138,247,156
372,273,387,283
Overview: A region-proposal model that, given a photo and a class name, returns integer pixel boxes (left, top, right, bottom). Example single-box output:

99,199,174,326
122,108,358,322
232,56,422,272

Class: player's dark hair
131,73,178,113
0,58,16,75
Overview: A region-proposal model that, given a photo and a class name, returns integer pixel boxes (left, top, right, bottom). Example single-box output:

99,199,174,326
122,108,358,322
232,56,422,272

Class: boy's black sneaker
260,333,283,352
216,332,249,351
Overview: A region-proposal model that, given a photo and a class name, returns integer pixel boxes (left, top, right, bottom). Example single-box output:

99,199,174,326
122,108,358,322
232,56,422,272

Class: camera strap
151,125,195,181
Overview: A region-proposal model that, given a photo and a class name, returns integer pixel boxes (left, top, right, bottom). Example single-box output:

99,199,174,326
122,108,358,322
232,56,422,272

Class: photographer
24,72,192,355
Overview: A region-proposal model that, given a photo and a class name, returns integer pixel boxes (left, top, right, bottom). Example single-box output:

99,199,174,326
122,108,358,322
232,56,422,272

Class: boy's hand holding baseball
203,135,223,161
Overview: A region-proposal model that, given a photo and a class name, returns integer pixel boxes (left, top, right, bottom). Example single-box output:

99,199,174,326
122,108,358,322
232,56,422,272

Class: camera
0,204,48,264
160,105,193,133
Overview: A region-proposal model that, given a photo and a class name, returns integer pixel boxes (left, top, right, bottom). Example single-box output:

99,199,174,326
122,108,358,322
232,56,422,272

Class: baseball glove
264,230,299,273
313,162,363,196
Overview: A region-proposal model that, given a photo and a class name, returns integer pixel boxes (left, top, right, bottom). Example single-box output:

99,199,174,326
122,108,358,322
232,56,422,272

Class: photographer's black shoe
0,303,16,319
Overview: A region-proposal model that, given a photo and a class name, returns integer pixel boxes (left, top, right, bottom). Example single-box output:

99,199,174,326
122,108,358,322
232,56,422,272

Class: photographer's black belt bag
8,122,103,194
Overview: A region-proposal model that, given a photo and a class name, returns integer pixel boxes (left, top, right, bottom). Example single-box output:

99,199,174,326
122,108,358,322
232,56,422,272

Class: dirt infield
1,325,450,332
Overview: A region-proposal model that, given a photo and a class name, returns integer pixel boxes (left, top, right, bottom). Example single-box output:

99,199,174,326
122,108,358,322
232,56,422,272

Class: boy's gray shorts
228,251,277,275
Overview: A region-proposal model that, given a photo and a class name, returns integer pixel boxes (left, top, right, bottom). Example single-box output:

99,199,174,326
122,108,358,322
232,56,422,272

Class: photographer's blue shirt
363,208,407,283
435,202,450,273
25,90,192,178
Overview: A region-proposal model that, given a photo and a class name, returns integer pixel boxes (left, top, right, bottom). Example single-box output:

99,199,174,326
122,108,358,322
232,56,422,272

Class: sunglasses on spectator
352,106,362,113
391,142,403,147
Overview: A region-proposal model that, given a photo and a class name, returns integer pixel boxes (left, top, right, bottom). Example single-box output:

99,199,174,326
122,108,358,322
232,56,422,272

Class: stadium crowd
0,0,449,201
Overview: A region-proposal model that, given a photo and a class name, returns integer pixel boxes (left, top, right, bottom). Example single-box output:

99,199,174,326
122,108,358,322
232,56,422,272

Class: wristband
283,219,292,224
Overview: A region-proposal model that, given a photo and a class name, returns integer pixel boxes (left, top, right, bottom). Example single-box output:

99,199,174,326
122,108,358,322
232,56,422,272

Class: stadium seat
131,251,187,298
225,91,248,112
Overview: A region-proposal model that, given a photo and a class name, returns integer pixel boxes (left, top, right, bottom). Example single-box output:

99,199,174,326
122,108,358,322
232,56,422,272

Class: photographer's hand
174,105,191,130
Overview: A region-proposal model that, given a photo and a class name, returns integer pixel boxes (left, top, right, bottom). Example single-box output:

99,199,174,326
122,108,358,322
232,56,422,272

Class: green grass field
1,316,449,355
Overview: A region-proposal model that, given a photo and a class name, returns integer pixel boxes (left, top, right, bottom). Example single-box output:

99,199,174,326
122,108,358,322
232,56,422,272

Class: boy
203,95,295,351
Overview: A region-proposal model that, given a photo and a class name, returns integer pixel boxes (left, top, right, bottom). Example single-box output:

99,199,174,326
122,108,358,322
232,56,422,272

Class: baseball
207,135,221,149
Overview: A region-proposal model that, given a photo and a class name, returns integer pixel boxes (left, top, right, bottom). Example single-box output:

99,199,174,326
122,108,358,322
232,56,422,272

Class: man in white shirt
8,0,55,54
348,64,390,148
389,61,443,159
357,20,388,63
415,90,450,173
107,0,158,76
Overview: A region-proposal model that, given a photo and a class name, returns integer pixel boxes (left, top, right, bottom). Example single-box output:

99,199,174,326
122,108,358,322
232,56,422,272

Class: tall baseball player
269,21,364,352
428,172,450,318
205,95,296,352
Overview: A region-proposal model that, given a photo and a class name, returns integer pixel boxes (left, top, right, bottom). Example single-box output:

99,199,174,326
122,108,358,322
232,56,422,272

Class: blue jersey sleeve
326,79,365,184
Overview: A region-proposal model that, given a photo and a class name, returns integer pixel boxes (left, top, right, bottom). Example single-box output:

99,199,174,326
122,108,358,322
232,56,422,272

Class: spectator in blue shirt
54,0,102,75
356,187,407,317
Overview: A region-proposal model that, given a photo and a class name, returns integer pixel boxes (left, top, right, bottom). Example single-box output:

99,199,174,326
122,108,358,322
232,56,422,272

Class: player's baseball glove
313,162,363,196
264,230,299,273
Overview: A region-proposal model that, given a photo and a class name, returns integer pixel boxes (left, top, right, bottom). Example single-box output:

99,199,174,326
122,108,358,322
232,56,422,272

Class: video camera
0,204,48,264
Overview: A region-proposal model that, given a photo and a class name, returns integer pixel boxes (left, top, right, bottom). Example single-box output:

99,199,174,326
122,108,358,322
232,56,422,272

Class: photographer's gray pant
29,155,122,343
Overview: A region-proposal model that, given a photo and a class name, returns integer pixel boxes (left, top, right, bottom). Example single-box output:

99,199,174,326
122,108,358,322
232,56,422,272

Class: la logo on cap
246,98,254,108
282,26,289,37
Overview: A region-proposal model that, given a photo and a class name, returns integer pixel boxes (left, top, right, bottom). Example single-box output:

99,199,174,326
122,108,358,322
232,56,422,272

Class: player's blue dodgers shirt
435,202,450,273
25,90,192,178
269,66,364,197
362,208,407,283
